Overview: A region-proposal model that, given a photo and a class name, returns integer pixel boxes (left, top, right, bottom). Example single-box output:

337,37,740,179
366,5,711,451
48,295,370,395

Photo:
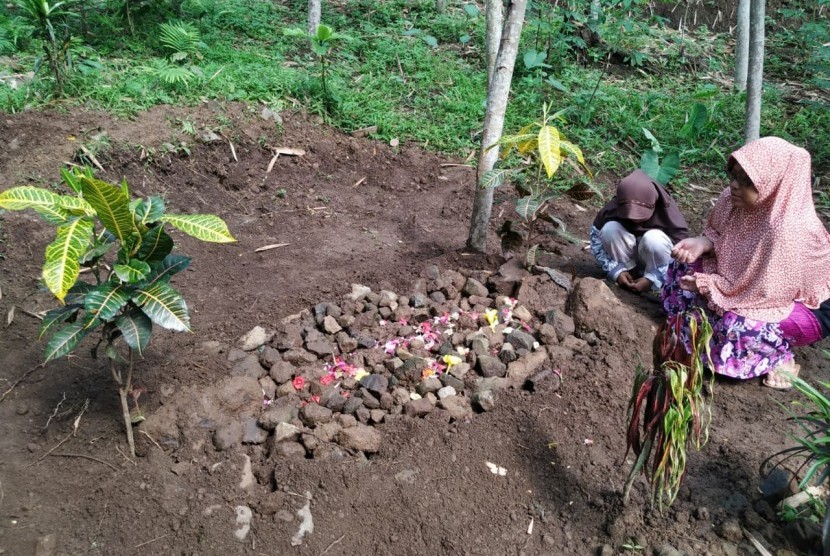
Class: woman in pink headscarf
664,136,830,389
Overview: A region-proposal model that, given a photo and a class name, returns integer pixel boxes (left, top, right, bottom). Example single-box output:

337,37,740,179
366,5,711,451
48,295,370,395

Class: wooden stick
266,153,280,174
228,140,238,162
351,177,366,188
20,308,44,320
134,533,171,549
742,528,773,556
254,243,290,253
50,452,120,472
79,145,105,171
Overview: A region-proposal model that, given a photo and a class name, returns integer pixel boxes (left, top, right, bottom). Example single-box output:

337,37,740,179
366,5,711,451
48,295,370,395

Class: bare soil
1,104,828,556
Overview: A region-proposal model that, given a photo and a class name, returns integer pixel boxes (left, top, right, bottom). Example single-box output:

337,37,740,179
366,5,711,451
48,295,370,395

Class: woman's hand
679,275,700,293
617,272,653,293
617,271,635,290
671,236,714,264
631,277,653,293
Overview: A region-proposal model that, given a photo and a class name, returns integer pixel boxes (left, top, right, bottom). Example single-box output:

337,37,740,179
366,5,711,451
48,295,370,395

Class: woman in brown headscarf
590,169,689,295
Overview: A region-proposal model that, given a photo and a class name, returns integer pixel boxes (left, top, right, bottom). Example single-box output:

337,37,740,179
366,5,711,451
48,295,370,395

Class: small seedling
284,23,350,113
621,539,644,552
178,118,196,136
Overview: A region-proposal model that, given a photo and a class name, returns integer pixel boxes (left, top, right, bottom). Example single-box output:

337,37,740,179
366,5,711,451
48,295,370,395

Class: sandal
762,362,801,390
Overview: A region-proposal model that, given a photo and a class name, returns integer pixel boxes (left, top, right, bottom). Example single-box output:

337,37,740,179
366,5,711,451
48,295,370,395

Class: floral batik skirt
661,262,793,379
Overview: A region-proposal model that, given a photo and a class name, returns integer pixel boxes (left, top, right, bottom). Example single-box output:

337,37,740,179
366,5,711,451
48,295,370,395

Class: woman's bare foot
763,361,801,390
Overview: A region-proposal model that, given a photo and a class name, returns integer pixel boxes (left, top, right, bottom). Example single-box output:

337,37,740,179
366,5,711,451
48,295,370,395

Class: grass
0,0,828,189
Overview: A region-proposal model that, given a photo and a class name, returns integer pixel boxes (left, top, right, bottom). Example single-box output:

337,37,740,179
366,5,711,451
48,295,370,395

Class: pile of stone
220,263,583,461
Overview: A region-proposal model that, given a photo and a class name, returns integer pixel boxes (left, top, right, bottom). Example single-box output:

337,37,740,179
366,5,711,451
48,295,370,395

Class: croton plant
0,167,235,455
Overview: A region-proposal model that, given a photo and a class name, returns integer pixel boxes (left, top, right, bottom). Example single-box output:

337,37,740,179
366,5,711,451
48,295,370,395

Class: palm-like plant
147,58,197,86
15,0,75,94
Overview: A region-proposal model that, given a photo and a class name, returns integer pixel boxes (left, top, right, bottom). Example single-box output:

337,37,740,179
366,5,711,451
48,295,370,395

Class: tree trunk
436,0,447,13
466,0,527,253
734,0,750,90
308,0,322,35
589,0,601,25
744,0,765,142
485,0,504,88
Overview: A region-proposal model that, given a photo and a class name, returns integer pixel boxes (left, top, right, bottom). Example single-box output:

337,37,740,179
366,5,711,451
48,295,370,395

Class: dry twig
0,364,45,404
134,533,170,549
79,145,105,171
254,243,290,253
139,430,164,452
31,399,89,466
320,534,346,556
50,452,120,472
43,392,67,430
19,308,44,320
116,445,137,466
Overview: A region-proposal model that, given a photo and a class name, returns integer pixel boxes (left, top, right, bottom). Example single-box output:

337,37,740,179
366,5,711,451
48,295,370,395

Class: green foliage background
0,0,828,188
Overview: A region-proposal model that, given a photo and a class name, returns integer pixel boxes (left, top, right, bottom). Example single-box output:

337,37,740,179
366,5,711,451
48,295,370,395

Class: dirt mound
1,105,828,555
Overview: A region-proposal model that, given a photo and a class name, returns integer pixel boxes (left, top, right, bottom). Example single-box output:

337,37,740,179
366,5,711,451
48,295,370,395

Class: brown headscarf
593,169,689,243
696,137,830,321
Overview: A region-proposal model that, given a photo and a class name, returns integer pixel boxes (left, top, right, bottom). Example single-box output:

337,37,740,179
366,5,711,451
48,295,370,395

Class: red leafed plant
622,308,715,509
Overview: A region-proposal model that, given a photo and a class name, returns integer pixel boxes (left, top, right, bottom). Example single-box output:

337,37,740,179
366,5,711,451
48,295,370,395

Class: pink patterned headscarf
696,137,830,322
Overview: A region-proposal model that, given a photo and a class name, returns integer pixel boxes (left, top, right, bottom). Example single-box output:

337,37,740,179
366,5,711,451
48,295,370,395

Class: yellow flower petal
443,354,462,367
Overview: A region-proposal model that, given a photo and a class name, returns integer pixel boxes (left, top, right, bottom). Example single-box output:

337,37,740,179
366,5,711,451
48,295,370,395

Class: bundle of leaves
0,167,235,455
622,309,714,509
761,374,830,548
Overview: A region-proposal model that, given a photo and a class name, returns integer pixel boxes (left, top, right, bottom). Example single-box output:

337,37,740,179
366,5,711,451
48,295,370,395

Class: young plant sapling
283,23,350,112
482,102,595,265
0,167,235,456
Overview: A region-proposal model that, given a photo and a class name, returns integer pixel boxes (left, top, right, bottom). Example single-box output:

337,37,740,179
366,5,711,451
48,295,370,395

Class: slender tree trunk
467,0,527,253
744,0,765,142
589,0,601,25
308,0,322,35
436,0,447,13
111,350,136,457
734,0,750,90
485,0,504,88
